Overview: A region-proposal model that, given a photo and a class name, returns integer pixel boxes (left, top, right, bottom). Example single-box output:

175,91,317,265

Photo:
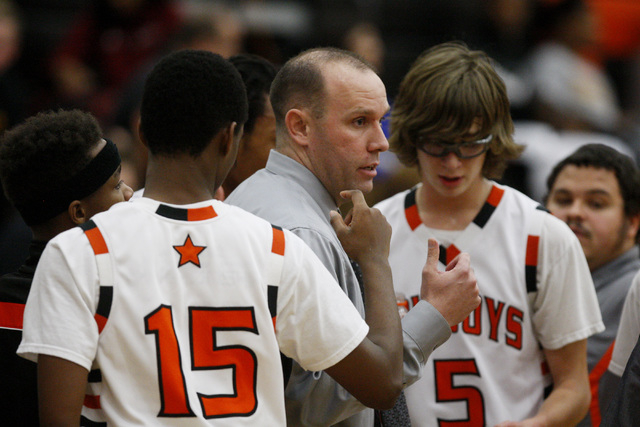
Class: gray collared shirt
581,246,640,427
226,150,450,426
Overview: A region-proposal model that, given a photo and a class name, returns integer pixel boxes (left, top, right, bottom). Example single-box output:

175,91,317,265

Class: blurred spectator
588,0,640,115
470,0,536,116
511,121,635,202
342,21,385,73
108,7,246,192
0,0,30,276
47,0,183,126
0,0,28,134
523,0,622,133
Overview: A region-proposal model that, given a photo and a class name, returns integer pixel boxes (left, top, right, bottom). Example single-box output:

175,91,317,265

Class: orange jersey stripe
525,235,540,266
0,301,25,330
405,204,422,230
85,227,108,255
271,227,285,256
84,394,101,409
94,313,108,333
187,206,217,221
588,341,616,425
486,185,505,207
446,244,461,264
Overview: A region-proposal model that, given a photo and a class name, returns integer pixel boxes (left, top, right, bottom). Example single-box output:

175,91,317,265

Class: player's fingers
425,238,440,271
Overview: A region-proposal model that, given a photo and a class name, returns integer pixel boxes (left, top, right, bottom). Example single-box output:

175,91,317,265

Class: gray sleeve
283,228,448,424
401,300,451,386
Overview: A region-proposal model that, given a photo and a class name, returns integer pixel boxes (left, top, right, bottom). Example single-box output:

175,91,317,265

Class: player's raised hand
420,238,480,326
330,190,391,264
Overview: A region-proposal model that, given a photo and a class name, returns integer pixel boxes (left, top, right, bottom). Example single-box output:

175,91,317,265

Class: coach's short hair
269,47,377,140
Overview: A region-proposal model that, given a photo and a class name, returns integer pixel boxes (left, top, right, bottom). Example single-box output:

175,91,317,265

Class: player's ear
137,121,148,148
219,122,239,156
68,200,88,225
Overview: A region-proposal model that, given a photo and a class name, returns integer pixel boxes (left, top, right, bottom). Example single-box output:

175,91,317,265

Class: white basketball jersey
19,198,368,426
375,183,602,426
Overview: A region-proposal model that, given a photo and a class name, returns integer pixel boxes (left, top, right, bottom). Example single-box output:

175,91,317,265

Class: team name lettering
405,295,524,350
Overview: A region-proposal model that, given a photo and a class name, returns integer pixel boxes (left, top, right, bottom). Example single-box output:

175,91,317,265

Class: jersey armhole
79,220,114,334
525,205,547,294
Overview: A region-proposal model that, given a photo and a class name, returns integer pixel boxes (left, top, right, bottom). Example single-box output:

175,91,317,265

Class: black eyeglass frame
417,134,493,159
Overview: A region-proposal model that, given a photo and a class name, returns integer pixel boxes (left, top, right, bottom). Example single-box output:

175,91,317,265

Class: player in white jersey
374,42,604,426
18,49,405,425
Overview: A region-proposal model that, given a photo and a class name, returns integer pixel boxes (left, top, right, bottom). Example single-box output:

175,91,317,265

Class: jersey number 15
145,305,259,419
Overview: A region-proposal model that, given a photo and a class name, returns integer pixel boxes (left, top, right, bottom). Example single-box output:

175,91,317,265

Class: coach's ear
285,108,310,147
68,200,89,225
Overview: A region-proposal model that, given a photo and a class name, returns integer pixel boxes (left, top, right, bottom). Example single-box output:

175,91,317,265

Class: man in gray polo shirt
545,143,640,425
226,47,481,426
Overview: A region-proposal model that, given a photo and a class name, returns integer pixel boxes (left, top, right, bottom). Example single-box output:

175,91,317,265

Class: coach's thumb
425,238,440,271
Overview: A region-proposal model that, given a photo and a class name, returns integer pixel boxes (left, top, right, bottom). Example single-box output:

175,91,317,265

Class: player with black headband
0,108,132,425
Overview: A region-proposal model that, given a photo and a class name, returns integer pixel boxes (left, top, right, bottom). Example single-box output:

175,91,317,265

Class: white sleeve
532,215,605,349
17,230,100,371
609,271,640,376
274,229,368,372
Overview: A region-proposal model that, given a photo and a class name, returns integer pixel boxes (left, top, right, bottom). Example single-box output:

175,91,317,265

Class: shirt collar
265,150,338,214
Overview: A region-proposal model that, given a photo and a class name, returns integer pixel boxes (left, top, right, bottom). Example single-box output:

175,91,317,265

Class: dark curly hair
0,109,101,209
545,143,640,223
229,53,277,135
139,49,248,157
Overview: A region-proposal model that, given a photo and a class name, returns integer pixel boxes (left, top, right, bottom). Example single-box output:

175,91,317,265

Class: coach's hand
331,190,391,265
420,238,480,326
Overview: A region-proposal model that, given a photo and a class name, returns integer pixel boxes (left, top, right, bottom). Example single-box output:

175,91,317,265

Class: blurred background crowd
3,0,640,274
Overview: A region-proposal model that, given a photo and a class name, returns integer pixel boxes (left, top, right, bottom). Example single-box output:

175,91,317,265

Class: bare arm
324,190,403,409
494,339,590,427
38,354,89,427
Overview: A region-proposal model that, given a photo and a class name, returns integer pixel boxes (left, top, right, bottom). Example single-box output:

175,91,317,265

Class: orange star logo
173,234,206,268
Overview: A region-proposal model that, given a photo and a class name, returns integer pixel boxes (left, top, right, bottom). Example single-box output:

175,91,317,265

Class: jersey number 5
145,305,259,419
435,359,485,426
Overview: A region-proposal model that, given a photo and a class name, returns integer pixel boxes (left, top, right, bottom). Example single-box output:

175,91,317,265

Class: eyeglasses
418,134,493,159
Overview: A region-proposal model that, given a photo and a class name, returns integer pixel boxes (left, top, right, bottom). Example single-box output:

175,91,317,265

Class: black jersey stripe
155,204,217,221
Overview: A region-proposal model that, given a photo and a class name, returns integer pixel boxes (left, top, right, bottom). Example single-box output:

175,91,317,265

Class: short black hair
0,109,101,211
546,143,640,218
229,53,277,135
140,49,248,157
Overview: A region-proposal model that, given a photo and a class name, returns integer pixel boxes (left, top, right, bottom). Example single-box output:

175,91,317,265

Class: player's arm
495,339,590,427
326,190,403,409
38,354,89,426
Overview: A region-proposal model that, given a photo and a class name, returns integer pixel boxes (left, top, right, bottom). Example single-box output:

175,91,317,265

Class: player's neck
143,155,217,205
416,178,492,230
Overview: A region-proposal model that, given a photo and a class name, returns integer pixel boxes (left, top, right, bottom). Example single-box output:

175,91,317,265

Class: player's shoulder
373,186,413,214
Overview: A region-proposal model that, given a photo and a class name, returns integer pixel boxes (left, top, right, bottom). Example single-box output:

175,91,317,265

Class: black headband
17,139,121,226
